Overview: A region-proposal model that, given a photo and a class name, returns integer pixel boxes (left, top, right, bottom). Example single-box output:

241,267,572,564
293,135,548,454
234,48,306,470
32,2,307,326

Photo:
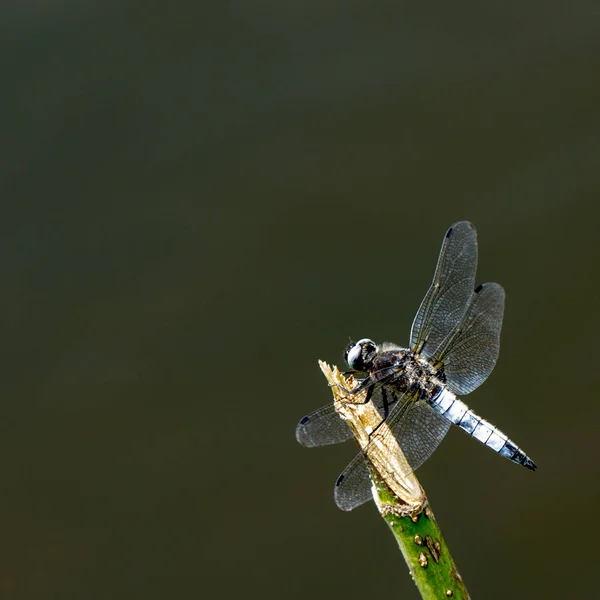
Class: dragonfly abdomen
429,389,537,471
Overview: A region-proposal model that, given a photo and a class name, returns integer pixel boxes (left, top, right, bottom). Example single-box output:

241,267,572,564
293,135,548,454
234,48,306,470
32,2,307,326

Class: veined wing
295,379,409,447
410,221,478,359
296,403,353,447
430,282,505,396
334,390,450,511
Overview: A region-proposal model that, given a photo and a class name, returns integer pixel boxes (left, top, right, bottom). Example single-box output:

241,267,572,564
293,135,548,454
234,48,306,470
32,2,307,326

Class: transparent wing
296,379,408,447
410,221,478,359
333,455,373,510
393,400,452,471
430,282,505,396
334,393,450,511
296,404,353,447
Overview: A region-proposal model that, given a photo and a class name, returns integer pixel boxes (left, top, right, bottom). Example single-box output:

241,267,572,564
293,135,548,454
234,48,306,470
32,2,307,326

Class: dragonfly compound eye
346,338,376,371
343,341,355,362
346,343,364,370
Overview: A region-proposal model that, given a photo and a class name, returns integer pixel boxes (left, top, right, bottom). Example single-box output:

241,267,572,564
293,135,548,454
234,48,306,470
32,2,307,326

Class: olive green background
2,2,599,599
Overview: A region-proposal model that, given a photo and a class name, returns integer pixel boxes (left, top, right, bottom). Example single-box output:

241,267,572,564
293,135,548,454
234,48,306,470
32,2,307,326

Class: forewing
410,221,478,359
431,282,505,395
334,395,450,511
296,380,409,447
296,403,353,447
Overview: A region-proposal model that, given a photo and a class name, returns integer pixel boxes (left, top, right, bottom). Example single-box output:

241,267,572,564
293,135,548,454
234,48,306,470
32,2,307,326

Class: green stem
374,478,469,599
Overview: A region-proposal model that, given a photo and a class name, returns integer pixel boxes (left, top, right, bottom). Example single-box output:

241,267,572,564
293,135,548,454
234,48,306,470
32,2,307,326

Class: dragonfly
296,221,536,511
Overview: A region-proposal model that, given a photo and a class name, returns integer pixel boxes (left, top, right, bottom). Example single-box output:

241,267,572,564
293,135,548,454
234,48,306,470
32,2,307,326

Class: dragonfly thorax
370,344,444,402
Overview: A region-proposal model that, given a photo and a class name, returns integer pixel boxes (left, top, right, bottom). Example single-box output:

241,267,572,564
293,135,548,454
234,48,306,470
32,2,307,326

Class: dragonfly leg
367,388,411,439
334,376,374,400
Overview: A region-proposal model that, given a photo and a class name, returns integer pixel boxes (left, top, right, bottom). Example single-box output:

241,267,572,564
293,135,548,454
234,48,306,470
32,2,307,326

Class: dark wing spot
299,416,309,424
474,283,483,293
335,474,345,487
446,226,454,238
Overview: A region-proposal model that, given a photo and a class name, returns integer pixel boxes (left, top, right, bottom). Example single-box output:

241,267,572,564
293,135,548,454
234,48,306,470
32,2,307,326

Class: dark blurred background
1,1,599,598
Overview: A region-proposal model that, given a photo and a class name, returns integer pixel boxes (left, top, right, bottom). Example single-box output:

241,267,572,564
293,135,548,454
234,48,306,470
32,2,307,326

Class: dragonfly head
344,338,377,372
